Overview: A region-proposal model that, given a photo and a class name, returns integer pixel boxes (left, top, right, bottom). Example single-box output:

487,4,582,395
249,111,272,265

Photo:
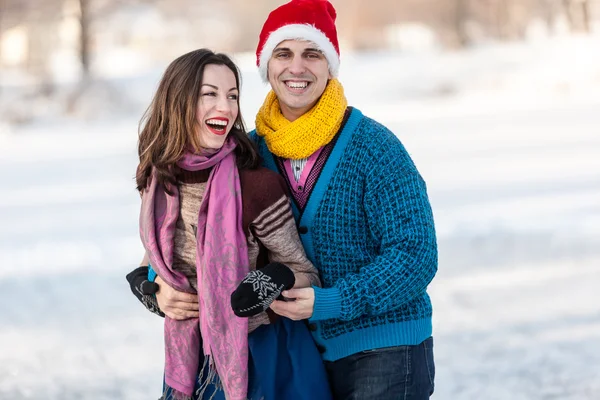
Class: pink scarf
139,139,249,400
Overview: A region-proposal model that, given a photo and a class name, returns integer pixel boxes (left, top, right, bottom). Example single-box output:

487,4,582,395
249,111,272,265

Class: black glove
231,262,295,317
126,266,165,317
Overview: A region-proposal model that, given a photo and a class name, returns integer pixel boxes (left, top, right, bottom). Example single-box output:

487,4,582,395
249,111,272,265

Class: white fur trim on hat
258,24,340,83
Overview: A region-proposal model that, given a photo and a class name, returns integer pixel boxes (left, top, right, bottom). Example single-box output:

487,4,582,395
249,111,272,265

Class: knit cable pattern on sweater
311,115,437,340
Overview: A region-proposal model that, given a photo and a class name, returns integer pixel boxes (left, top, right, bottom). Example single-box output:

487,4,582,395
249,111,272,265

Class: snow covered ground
1,35,599,399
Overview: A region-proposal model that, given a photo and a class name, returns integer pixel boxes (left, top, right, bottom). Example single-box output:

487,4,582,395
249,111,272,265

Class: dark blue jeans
324,337,435,400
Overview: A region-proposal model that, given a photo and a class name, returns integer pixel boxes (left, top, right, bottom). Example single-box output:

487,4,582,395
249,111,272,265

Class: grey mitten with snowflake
231,262,295,317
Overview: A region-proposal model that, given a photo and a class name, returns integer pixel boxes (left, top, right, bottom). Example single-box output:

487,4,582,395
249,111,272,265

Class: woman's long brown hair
135,49,260,193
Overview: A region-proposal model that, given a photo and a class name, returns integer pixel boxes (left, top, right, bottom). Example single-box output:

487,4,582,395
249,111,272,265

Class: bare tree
0,0,4,73
78,0,91,80
540,0,559,34
580,0,592,32
0,0,4,98
453,0,470,47
563,0,593,33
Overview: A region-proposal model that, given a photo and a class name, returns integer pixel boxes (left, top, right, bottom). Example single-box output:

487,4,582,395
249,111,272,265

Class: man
128,1,438,398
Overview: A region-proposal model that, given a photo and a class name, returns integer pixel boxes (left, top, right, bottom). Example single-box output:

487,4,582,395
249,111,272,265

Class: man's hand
155,276,199,320
269,287,315,320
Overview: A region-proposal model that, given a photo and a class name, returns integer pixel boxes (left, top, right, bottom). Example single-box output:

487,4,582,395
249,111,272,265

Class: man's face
267,40,332,122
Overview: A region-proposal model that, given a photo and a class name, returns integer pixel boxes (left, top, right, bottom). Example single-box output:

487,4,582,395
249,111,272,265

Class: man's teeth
286,81,308,89
206,119,227,126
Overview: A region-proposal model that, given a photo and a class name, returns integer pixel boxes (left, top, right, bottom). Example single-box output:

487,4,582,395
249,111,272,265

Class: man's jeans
324,337,435,400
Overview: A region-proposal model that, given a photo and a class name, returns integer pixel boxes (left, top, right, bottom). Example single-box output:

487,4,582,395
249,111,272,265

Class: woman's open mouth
205,117,229,135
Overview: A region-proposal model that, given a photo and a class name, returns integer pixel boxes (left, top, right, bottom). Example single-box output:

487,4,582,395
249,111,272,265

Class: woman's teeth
206,119,227,126
206,119,228,133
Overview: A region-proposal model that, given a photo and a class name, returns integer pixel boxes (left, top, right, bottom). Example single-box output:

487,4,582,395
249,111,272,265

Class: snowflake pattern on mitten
243,270,279,301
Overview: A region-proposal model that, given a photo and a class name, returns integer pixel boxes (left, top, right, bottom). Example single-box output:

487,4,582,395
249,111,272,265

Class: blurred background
1,1,599,399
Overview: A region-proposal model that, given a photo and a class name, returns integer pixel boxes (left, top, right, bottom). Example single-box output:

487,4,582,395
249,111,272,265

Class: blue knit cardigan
250,108,438,361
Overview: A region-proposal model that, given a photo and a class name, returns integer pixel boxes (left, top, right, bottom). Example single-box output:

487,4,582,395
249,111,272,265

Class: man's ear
328,70,333,80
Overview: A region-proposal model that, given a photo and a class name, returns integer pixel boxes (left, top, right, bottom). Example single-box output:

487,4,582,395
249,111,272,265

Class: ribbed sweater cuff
311,286,342,321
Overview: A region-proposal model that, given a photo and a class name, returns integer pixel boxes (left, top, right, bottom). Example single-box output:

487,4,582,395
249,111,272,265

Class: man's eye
276,53,290,59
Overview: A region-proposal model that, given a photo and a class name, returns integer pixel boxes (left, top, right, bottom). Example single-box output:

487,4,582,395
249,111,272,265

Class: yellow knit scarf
255,79,348,159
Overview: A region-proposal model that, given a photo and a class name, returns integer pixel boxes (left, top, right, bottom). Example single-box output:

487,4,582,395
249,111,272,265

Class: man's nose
287,55,307,75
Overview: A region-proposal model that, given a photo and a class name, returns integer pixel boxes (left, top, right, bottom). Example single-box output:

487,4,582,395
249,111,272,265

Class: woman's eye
228,94,238,100
202,92,216,97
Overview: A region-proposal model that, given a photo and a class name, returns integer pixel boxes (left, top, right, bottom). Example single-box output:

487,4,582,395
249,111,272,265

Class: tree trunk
581,0,591,33
496,0,511,39
79,0,91,80
454,0,470,47
543,0,557,35
563,0,592,33
563,0,575,31
0,0,3,98
0,0,3,64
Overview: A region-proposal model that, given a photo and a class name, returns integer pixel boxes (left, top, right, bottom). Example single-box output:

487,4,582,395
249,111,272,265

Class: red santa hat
256,0,340,82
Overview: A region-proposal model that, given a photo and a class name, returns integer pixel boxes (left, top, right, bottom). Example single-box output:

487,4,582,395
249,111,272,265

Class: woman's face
195,64,239,150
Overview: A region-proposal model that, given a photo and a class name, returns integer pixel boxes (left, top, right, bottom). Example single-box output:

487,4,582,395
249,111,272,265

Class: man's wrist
310,286,342,321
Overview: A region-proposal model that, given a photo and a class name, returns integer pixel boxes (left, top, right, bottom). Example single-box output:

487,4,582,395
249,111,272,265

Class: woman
128,49,331,400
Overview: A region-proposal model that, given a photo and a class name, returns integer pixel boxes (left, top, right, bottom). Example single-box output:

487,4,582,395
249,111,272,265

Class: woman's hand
155,276,199,320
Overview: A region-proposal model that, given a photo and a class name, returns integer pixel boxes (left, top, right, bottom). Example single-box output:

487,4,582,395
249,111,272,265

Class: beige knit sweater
172,167,320,333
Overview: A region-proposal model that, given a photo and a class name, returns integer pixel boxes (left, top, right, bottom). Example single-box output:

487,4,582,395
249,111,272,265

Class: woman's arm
250,195,321,288
126,252,199,320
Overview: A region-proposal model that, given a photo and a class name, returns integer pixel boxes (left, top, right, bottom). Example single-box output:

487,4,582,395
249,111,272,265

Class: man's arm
311,137,437,322
126,263,164,317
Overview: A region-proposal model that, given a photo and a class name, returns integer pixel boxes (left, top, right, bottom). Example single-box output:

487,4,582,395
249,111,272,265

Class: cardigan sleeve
311,136,437,321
